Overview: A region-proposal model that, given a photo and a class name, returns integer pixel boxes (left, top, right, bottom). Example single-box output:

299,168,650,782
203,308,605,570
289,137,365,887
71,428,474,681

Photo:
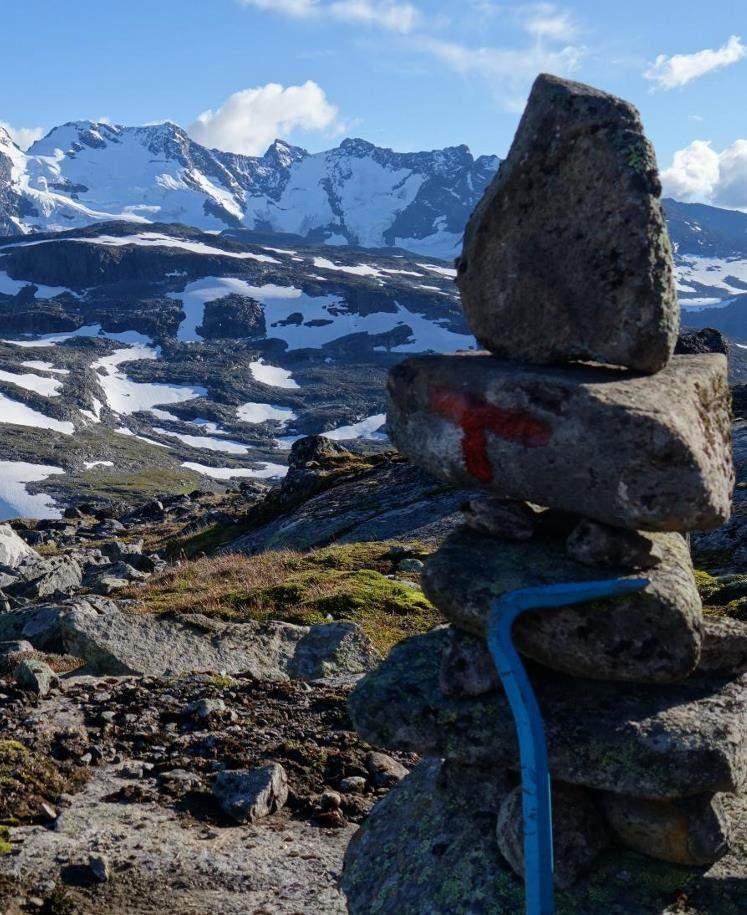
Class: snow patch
322,414,387,441
249,359,300,389
0,368,64,397
182,461,288,480
0,461,65,520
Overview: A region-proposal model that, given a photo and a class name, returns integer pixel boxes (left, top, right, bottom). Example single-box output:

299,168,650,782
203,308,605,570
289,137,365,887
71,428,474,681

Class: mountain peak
262,139,307,168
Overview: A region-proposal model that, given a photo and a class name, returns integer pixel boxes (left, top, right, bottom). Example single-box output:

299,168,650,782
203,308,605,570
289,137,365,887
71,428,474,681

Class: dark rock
565,519,661,570
423,526,701,683
599,792,731,866
439,627,500,698
456,73,677,373
386,352,732,532
461,496,537,540
348,628,747,799
497,782,609,888
676,327,729,356
196,293,266,339
213,764,288,824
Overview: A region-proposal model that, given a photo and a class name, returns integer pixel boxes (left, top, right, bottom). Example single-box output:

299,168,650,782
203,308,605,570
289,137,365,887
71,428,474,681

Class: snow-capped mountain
0,121,499,259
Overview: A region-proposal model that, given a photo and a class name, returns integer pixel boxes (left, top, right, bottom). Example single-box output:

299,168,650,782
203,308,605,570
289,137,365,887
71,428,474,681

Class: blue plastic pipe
486,578,650,915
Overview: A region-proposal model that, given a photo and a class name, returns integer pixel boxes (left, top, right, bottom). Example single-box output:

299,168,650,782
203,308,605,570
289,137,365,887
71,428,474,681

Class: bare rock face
697,615,747,676
424,526,702,683
439,626,500,698
386,352,733,532
565,519,661,570
497,783,609,888
599,792,731,866
456,73,678,373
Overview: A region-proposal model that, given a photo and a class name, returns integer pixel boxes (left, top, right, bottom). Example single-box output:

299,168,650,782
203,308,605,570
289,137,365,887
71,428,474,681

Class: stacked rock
342,75,744,913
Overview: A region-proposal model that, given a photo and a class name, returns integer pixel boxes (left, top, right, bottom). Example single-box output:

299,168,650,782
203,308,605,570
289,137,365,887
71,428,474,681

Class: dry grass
126,542,442,654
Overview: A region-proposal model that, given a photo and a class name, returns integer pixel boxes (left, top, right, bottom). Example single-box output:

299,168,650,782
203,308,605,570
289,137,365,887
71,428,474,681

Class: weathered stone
461,496,537,540
565,519,661,570
456,74,677,373
343,758,747,915
439,626,500,697
387,352,733,532
0,523,39,569
697,614,747,675
599,792,731,866
348,628,747,799
423,527,701,683
14,659,58,696
7,555,83,599
213,764,288,824
365,752,408,788
0,640,34,672
497,783,609,889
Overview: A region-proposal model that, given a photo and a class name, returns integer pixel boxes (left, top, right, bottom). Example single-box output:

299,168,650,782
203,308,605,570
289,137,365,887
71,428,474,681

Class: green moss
627,142,650,174
0,826,11,855
694,569,719,600
0,739,70,821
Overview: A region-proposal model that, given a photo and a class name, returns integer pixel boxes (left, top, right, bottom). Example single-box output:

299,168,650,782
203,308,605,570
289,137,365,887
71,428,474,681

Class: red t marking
430,386,552,483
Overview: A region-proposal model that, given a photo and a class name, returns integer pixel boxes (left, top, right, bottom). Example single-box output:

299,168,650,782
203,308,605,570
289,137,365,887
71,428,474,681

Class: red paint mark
430,386,552,483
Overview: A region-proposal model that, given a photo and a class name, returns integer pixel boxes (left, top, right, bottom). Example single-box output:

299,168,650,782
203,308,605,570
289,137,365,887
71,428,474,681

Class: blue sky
4,1,746,208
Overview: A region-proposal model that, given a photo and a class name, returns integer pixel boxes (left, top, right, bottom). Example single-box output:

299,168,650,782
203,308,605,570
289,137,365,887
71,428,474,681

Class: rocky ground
0,385,745,912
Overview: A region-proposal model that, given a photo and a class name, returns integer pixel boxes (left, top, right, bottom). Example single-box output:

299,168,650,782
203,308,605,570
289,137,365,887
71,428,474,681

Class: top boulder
456,74,678,374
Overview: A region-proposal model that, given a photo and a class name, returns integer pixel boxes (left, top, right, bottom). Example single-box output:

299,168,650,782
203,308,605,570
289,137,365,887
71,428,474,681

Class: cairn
342,75,744,913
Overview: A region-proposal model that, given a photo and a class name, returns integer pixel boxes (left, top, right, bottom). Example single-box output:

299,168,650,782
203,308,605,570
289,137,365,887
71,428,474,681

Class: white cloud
644,35,746,90
418,35,583,110
188,81,339,155
662,139,747,210
0,121,44,150
523,3,578,42
239,0,420,33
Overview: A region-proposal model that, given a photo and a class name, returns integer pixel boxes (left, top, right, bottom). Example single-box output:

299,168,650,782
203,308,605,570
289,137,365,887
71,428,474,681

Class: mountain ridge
0,121,500,258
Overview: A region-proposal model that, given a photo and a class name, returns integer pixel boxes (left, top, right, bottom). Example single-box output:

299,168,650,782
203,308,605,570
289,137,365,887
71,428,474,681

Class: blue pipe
486,577,650,915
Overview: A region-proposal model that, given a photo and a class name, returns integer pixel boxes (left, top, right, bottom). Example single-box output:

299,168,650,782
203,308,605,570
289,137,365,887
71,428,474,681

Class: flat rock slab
349,629,747,799
342,758,747,915
387,352,733,531
423,526,702,683
456,73,678,373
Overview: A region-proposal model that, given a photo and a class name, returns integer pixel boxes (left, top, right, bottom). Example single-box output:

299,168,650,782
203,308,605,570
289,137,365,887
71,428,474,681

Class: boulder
365,752,408,789
348,628,747,799
697,615,747,676
14,658,58,696
0,523,39,569
456,74,677,373
0,640,34,672
497,783,609,889
213,764,288,824
461,496,537,541
599,792,731,866
343,759,747,915
7,555,83,599
386,352,732,532
423,527,702,683
0,598,377,680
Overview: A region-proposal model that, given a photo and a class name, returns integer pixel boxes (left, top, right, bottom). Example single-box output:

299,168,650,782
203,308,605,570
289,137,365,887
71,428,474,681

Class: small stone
462,496,537,541
213,763,288,824
14,659,58,697
497,783,609,888
439,627,499,698
185,698,226,719
365,752,408,789
456,73,677,373
386,352,732,532
697,615,747,676
339,776,367,795
565,519,661,570
599,792,731,866
320,790,342,811
88,853,111,883
38,802,57,822
397,558,424,573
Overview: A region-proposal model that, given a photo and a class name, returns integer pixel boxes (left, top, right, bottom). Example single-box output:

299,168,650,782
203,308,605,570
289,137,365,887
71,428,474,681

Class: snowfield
322,414,387,441
236,402,297,425
0,461,65,520
181,461,289,480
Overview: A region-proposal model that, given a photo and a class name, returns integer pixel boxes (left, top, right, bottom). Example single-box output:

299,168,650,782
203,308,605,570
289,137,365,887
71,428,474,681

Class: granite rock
423,526,702,683
456,74,678,372
599,792,731,866
387,352,732,531
348,628,747,799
